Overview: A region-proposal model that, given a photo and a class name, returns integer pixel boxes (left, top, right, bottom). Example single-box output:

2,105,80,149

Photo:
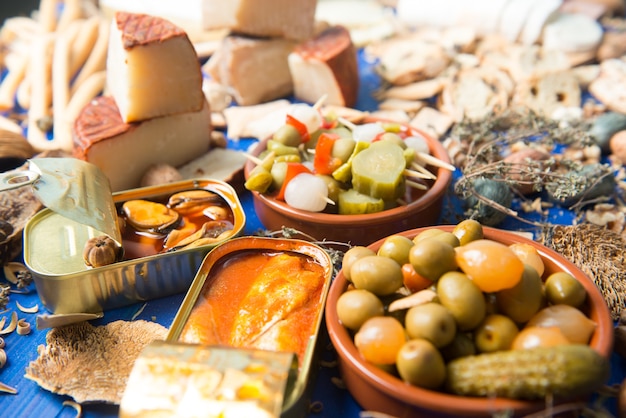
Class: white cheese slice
498,0,543,42
520,0,563,45
106,12,204,123
542,13,604,53
73,97,211,192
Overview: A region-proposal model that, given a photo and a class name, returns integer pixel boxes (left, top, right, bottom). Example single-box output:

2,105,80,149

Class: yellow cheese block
73,96,211,192
202,0,317,41
204,36,295,106
106,12,204,123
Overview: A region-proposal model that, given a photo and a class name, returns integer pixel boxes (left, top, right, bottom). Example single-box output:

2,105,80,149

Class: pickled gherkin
446,344,609,400
338,189,385,215
351,141,406,201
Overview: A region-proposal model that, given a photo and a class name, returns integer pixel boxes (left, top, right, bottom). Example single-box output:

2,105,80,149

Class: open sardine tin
23,178,246,314
166,236,335,418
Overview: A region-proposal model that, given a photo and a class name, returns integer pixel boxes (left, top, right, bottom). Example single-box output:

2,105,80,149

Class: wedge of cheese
106,12,204,123
204,36,295,106
288,26,359,108
202,0,317,41
73,96,211,192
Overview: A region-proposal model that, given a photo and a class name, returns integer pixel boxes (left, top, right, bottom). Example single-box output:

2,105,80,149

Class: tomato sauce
179,250,327,367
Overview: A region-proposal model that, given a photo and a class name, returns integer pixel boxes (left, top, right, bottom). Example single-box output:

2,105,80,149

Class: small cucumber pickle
334,220,605,398
245,103,448,214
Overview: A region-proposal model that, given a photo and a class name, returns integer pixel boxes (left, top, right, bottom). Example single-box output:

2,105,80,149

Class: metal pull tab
0,170,40,192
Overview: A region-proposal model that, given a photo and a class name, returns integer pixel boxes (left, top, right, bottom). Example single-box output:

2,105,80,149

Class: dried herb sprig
450,107,609,225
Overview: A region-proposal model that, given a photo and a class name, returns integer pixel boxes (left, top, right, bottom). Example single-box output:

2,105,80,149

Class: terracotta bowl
325,225,614,418
244,126,452,246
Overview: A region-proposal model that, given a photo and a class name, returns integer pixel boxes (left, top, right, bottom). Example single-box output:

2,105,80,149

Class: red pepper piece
313,132,343,175
275,162,312,201
286,114,310,143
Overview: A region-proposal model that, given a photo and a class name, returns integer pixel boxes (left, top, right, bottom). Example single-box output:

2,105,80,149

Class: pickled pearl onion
404,135,430,155
352,123,385,143
284,173,329,212
287,103,323,134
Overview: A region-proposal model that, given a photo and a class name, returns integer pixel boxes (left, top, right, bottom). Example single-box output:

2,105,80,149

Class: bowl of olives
325,222,614,417
243,109,453,246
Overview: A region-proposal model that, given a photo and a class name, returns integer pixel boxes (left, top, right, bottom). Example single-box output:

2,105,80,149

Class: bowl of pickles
325,222,613,417
243,106,453,246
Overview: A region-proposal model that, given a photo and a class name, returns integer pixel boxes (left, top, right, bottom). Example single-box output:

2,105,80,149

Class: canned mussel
24,178,245,314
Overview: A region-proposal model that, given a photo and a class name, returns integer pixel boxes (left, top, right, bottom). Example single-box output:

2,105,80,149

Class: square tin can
23,178,246,314
166,236,335,418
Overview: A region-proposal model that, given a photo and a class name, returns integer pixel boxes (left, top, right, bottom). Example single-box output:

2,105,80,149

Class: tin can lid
27,158,121,244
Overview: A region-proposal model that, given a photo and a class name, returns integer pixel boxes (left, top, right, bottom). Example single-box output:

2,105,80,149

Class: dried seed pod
16,319,30,335
82,235,124,268
0,350,7,368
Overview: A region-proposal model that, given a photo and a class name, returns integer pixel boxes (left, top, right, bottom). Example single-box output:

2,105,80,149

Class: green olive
452,219,484,246
544,272,587,308
341,246,376,282
437,271,486,331
396,339,446,389
350,255,404,296
473,314,519,353
270,161,288,191
318,175,342,205
332,137,357,163
336,289,384,331
272,123,302,147
409,238,457,281
413,228,446,243
404,302,457,348
440,332,476,362
377,234,414,266
495,264,543,323
428,231,460,248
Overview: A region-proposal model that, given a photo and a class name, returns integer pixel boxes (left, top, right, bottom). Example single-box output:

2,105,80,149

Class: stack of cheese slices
201,0,359,108
72,12,212,192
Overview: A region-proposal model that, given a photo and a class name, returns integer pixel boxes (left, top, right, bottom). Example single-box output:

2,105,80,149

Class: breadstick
0,53,28,110
69,16,100,77
0,17,42,44
27,33,56,151
56,0,83,33
52,25,76,151
65,70,105,122
38,0,59,33
71,17,109,92
16,77,31,110
0,115,23,135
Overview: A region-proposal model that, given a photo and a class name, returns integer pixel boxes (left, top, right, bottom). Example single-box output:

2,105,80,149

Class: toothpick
324,196,336,205
313,94,327,110
416,152,456,171
337,116,357,131
404,168,433,180
410,162,438,180
244,153,263,166
406,179,428,190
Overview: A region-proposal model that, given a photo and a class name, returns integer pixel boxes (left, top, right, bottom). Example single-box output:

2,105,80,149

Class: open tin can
167,236,334,418
23,178,246,314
